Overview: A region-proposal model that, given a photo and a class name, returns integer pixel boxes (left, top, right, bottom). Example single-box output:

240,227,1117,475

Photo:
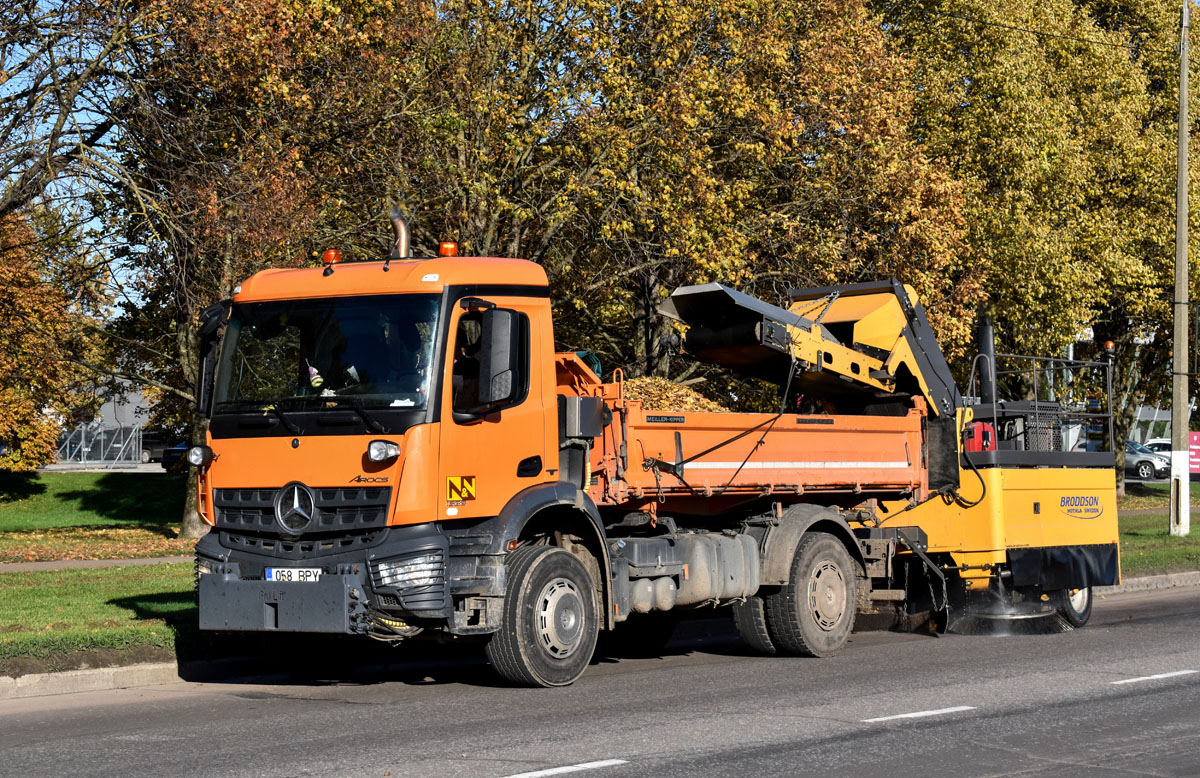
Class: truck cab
196,254,581,649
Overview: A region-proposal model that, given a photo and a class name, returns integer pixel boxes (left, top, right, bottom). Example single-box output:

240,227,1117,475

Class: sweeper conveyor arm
659,279,962,417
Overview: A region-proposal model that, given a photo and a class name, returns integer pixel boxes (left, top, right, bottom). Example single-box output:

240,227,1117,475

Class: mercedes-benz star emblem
274,482,316,534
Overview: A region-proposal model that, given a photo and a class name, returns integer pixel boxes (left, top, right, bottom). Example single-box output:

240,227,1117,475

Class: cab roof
234,256,549,303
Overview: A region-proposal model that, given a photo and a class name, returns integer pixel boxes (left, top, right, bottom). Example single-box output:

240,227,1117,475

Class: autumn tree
875,0,1186,490
0,211,107,470
1072,0,1200,455
547,0,976,382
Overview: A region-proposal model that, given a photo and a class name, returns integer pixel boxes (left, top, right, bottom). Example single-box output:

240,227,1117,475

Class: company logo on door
446,476,476,505
1059,494,1104,519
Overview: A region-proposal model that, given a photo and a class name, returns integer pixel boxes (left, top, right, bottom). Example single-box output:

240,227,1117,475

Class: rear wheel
733,595,777,655
485,546,598,687
1053,586,1093,627
763,533,857,657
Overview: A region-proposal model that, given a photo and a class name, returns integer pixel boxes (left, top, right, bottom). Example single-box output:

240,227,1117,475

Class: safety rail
965,353,1114,468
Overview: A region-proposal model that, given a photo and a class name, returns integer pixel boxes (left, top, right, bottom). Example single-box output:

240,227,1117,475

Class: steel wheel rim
1067,587,1089,614
536,577,585,659
808,560,847,632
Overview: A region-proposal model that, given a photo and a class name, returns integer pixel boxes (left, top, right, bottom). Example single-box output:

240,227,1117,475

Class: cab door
437,295,549,520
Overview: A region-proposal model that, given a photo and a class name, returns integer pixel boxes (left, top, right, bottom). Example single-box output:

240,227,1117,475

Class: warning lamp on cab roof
322,249,343,264
439,241,459,257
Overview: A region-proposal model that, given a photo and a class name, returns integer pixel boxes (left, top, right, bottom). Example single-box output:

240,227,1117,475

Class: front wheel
1053,586,1093,627
763,533,857,657
485,546,599,687
1136,461,1154,480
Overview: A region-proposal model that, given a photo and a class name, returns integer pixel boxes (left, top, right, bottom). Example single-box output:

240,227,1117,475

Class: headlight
367,440,402,462
375,553,443,588
187,445,214,467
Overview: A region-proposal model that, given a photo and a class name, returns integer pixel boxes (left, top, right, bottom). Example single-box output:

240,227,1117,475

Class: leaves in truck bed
623,377,729,412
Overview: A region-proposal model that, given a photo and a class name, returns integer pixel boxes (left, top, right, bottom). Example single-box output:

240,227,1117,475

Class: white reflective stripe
501,760,629,778
683,461,911,470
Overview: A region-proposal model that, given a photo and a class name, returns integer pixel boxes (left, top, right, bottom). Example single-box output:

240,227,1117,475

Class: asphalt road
3,587,1199,778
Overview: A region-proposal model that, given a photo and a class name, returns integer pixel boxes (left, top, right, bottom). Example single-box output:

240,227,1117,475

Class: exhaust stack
975,313,997,405
389,207,411,259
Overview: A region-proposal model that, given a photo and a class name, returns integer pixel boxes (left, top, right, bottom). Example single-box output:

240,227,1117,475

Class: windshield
214,294,440,412
1126,441,1154,454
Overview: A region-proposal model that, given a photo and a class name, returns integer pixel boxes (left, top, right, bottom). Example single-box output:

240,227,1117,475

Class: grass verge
0,563,195,677
0,470,187,532
0,471,190,561
1118,481,1200,511
1119,512,1200,576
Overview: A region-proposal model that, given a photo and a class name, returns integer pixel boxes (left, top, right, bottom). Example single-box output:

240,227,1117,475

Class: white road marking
1111,670,1198,685
862,705,976,723
500,759,629,778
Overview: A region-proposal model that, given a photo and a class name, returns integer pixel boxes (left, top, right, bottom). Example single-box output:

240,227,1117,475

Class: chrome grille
213,486,391,534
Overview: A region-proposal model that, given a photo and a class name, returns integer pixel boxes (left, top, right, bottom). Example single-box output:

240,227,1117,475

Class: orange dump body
555,354,929,516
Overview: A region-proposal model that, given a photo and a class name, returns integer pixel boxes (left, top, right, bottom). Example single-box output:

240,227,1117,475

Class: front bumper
198,565,370,632
196,524,453,634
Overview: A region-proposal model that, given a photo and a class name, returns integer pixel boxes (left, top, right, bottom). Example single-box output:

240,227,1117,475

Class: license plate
265,567,322,582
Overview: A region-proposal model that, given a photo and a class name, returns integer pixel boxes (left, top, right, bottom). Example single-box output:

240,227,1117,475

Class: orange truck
192,217,1120,686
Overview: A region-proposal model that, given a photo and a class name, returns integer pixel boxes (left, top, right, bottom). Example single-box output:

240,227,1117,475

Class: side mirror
196,300,230,417
477,307,522,407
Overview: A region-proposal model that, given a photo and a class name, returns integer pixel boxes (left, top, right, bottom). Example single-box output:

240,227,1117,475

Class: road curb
0,662,181,701
1097,570,1200,595
3,572,1197,701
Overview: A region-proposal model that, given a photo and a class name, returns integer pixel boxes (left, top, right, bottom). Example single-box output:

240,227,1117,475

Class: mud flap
1007,544,1119,590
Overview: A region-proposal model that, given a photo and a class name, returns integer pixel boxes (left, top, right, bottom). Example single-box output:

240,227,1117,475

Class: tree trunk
1112,358,1142,500
180,410,209,538
176,287,207,538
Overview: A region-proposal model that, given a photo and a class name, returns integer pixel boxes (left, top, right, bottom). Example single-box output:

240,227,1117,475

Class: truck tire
733,595,777,655
763,533,856,657
485,546,598,687
1052,586,1092,628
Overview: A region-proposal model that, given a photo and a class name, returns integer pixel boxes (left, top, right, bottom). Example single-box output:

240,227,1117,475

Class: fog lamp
375,554,442,588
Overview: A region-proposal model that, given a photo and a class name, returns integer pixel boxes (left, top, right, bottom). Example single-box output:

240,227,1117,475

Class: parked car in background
1144,437,1171,453
1125,440,1169,480
140,430,170,463
160,442,188,471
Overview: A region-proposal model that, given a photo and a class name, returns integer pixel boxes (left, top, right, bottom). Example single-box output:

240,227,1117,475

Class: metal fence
55,425,146,467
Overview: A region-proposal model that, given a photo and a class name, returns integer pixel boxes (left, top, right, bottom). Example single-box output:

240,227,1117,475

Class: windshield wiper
337,397,387,433
264,404,302,434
